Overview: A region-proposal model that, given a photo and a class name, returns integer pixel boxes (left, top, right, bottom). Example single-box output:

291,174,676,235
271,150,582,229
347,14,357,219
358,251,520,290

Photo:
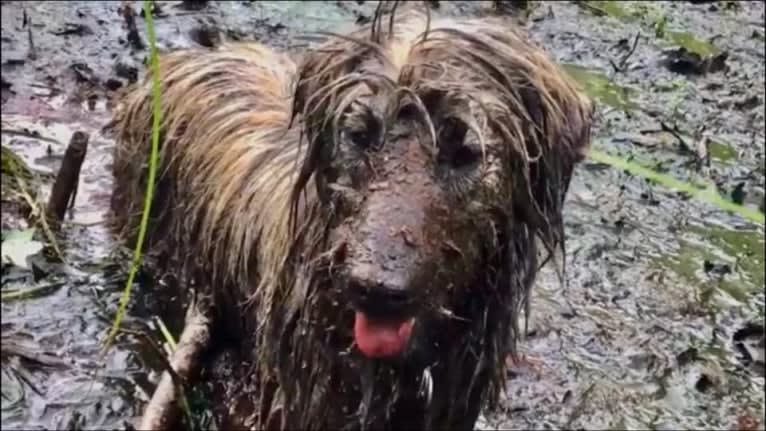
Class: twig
659,121,692,154
694,125,709,170
1,281,66,301
577,1,607,16
24,10,37,61
69,219,106,227
609,32,641,73
0,128,64,146
1,335,70,368
6,360,45,396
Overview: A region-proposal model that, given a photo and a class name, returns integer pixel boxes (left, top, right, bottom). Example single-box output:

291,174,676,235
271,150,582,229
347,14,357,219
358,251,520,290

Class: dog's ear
521,84,593,249
288,31,374,213
290,28,375,132
461,21,595,249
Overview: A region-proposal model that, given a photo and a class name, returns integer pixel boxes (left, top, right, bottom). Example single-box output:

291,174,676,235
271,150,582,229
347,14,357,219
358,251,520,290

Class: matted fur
110,3,593,430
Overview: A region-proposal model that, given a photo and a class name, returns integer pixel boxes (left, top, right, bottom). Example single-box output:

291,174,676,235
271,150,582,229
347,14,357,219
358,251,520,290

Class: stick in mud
122,1,145,50
610,32,641,73
46,131,88,226
139,300,211,431
24,10,37,61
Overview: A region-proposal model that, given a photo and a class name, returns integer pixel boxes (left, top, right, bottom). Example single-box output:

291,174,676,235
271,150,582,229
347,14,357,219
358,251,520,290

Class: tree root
138,300,212,431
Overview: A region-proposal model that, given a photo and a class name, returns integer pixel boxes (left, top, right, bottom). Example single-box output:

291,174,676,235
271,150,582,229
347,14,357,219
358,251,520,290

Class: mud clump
178,0,208,12
112,56,139,84
661,46,729,75
109,3,593,429
188,19,222,48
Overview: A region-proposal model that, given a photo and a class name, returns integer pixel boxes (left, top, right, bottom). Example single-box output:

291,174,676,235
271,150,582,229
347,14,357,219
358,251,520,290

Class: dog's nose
346,263,419,319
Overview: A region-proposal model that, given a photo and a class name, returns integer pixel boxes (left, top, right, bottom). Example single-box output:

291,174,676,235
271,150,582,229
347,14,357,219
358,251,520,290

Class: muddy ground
1,1,764,430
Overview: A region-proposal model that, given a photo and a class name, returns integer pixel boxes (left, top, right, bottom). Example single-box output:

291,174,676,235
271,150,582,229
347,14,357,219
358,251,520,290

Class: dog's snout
347,264,419,318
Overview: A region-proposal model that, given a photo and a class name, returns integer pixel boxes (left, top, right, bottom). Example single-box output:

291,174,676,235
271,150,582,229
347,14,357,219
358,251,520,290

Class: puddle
561,64,636,111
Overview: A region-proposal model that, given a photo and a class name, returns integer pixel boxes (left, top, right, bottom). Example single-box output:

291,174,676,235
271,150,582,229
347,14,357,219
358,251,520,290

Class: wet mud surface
1,1,764,430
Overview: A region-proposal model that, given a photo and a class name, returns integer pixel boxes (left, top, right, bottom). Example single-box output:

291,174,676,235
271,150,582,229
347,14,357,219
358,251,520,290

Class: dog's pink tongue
353,312,414,358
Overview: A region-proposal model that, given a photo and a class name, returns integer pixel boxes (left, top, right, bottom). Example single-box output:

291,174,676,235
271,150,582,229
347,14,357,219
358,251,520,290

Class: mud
1,1,763,430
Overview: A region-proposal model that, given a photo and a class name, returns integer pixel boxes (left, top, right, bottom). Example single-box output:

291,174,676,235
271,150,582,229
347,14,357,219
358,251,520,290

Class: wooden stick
121,1,145,50
46,131,88,226
138,300,212,431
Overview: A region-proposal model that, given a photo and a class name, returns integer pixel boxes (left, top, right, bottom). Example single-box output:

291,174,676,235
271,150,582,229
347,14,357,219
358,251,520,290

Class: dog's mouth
353,312,416,359
346,283,422,359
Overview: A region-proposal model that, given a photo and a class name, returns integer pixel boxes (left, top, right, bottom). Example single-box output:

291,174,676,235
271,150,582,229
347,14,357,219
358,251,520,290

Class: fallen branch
1,333,70,368
46,131,88,226
0,128,63,146
138,299,212,431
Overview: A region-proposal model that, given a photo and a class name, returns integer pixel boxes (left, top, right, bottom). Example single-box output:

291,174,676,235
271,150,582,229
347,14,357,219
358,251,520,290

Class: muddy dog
109,3,593,430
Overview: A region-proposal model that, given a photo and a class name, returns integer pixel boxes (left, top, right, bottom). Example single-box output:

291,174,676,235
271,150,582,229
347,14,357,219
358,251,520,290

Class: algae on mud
1,145,38,209
562,64,637,111
662,30,721,57
657,222,766,302
707,138,738,164
578,0,723,58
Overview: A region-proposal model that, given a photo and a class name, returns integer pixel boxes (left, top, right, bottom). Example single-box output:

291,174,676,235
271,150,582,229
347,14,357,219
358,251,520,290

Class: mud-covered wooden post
46,131,88,226
121,1,145,50
180,0,208,11
494,0,529,15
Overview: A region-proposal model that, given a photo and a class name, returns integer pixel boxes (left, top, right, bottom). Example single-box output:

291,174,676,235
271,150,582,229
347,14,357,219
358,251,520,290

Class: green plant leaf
1,228,44,269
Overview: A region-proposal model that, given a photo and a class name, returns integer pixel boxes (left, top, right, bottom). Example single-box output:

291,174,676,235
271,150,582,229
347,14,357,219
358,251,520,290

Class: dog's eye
346,130,371,148
437,118,480,170
398,104,420,121
449,144,481,170
342,109,381,150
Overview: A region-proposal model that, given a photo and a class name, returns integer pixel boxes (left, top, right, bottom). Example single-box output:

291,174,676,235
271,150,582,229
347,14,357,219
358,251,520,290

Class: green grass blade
156,316,178,351
102,0,163,353
587,148,765,225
